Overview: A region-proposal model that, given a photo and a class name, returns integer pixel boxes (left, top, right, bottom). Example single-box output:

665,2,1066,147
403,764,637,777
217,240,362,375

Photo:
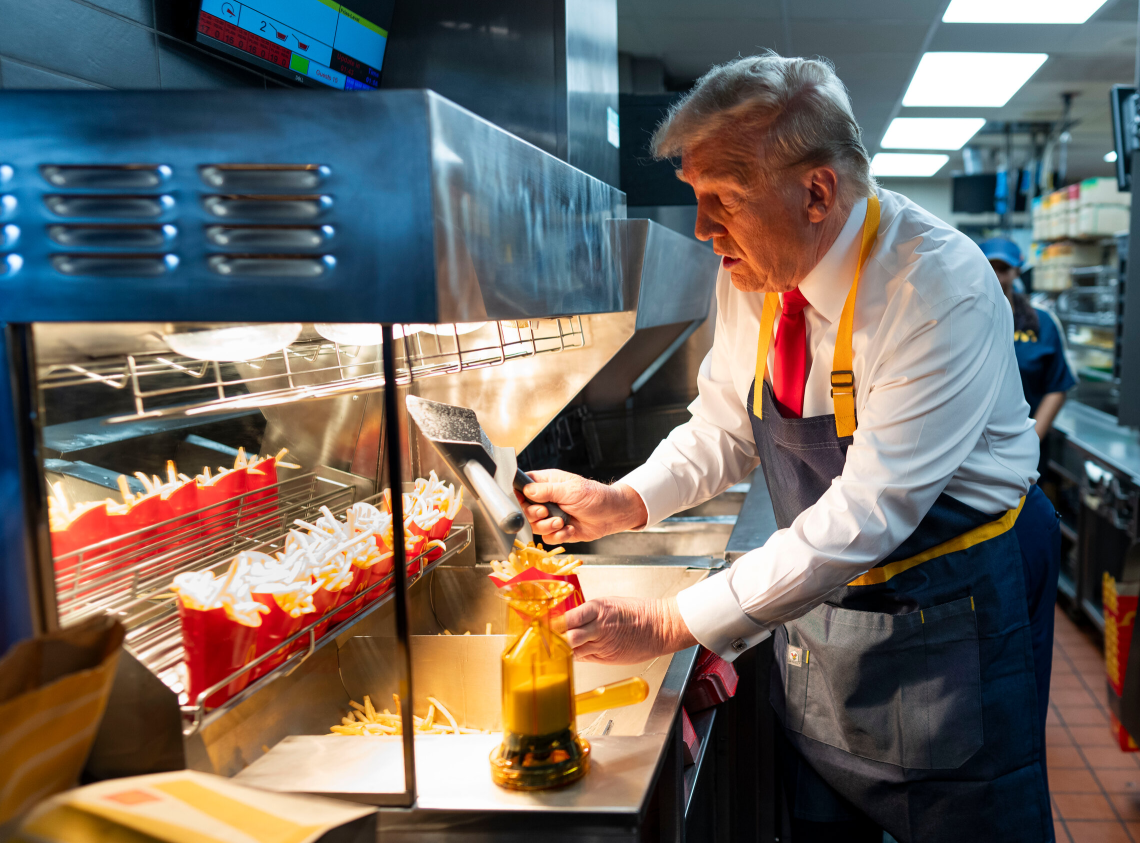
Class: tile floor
1049,605,1140,842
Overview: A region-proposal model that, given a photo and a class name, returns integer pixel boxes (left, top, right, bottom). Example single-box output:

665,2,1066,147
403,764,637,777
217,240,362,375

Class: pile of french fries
490,540,583,581
330,693,488,736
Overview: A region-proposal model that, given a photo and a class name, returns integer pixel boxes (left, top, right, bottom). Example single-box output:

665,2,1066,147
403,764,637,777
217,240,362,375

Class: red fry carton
488,563,585,620
196,468,248,538
242,458,279,528
250,592,311,680
177,600,260,709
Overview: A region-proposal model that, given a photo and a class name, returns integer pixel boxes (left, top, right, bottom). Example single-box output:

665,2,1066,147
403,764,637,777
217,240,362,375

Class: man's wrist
659,597,698,653
610,482,649,531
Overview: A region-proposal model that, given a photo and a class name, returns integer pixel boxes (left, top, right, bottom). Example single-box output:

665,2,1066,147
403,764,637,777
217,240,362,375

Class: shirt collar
794,196,869,325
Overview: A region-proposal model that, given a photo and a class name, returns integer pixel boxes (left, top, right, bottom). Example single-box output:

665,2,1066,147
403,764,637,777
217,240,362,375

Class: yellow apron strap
847,496,1025,587
753,292,780,418
831,193,881,438
751,194,880,430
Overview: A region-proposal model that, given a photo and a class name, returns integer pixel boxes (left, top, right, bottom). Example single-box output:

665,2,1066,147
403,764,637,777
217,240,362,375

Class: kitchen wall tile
0,56,104,89
78,0,153,26
157,36,265,88
0,0,159,88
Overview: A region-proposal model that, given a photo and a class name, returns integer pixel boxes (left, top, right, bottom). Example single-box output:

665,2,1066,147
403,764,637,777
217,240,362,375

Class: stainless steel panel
1054,400,1140,484
564,0,619,187
412,312,636,460
0,90,625,323
568,519,734,558
725,476,779,563
426,94,625,322
381,0,619,187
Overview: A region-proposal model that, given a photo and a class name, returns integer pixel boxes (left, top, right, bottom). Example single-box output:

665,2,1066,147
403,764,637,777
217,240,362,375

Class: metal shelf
38,318,586,425
1061,313,1117,328
1078,367,1118,383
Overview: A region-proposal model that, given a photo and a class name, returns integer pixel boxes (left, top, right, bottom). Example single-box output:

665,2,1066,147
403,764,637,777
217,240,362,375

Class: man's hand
564,596,697,664
516,469,648,542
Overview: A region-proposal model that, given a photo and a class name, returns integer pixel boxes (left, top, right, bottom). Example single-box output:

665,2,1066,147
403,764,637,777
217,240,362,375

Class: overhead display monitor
196,0,394,90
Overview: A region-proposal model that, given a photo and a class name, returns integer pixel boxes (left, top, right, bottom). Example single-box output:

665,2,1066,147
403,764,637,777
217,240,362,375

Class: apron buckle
830,369,854,397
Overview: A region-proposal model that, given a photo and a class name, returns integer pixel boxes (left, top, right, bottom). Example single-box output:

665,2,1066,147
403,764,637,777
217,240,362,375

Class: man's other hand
564,597,697,664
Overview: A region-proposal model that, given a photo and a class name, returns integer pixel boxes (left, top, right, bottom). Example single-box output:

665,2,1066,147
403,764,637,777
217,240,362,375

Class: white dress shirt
621,188,1040,661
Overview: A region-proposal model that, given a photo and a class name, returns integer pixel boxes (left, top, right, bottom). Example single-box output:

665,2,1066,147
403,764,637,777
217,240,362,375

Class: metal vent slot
205,225,332,249
49,224,177,249
1,224,17,249
202,195,332,220
41,164,171,189
51,253,177,277
199,165,329,191
207,254,333,277
44,195,173,219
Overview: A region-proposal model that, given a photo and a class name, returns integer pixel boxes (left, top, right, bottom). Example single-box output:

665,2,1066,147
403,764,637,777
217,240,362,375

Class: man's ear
804,166,840,224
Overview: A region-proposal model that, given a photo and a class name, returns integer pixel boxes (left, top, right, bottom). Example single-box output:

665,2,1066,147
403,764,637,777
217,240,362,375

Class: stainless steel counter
233,561,707,842
1053,400,1140,484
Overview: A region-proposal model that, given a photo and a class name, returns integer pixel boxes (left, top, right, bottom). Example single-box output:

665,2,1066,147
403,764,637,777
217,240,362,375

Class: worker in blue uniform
980,237,1076,442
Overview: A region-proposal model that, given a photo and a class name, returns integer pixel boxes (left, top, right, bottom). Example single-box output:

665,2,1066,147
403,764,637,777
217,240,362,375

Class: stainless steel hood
410,219,718,455
0,89,625,324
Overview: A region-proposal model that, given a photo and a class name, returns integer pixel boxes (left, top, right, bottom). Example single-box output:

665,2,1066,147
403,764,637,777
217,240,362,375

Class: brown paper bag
0,615,124,831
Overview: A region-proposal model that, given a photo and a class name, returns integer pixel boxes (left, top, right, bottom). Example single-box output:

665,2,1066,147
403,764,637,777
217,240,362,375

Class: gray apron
749,376,1054,842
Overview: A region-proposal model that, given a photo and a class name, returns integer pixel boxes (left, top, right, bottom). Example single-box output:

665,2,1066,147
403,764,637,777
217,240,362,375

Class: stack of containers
1077,177,1130,238
1103,572,1139,752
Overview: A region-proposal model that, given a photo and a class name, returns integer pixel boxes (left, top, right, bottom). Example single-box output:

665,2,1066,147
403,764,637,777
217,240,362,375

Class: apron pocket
786,595,983,770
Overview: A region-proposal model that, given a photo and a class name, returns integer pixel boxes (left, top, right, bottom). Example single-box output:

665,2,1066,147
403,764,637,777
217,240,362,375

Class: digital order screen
196,0,393,90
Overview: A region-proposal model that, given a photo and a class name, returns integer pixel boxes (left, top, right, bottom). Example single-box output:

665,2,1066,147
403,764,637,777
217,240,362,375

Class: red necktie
773,288,809,418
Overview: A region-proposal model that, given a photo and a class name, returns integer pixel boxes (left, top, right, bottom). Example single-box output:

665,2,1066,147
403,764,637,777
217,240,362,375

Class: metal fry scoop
405,395,532,554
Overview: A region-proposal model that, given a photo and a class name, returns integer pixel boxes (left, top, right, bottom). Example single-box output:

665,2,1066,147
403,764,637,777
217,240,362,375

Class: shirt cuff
675,571,772,662
619,461,683,528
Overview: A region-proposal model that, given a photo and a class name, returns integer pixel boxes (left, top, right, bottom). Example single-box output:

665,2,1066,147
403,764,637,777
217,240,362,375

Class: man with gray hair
520,54,1058,842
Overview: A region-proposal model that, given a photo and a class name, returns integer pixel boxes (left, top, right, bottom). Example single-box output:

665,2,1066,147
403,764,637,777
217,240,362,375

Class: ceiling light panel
871,153,950,178
902,52,1048,107
943,0,1108,24
881,118,986,150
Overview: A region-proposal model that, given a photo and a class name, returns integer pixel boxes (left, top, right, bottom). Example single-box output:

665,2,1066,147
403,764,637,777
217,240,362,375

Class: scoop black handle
514,469,570,525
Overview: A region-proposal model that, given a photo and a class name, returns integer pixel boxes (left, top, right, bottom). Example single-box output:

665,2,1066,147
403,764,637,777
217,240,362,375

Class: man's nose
694,207,723,242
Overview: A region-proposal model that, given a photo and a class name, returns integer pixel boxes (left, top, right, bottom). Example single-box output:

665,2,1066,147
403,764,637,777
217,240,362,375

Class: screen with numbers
196,0,394,90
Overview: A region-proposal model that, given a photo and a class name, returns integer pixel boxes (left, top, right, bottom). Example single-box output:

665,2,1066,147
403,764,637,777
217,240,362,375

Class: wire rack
52,472,357,625
37,318,585,424
174,522,473,730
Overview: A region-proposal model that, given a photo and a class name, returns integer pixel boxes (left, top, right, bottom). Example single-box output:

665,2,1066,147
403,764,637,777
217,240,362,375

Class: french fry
329,693,489,736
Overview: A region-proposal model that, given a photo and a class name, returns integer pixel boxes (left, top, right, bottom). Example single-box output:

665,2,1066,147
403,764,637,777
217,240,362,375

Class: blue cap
979,237,1023,269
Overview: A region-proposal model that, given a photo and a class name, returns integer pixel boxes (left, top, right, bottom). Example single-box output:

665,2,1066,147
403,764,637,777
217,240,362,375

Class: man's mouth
721,256,742,269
